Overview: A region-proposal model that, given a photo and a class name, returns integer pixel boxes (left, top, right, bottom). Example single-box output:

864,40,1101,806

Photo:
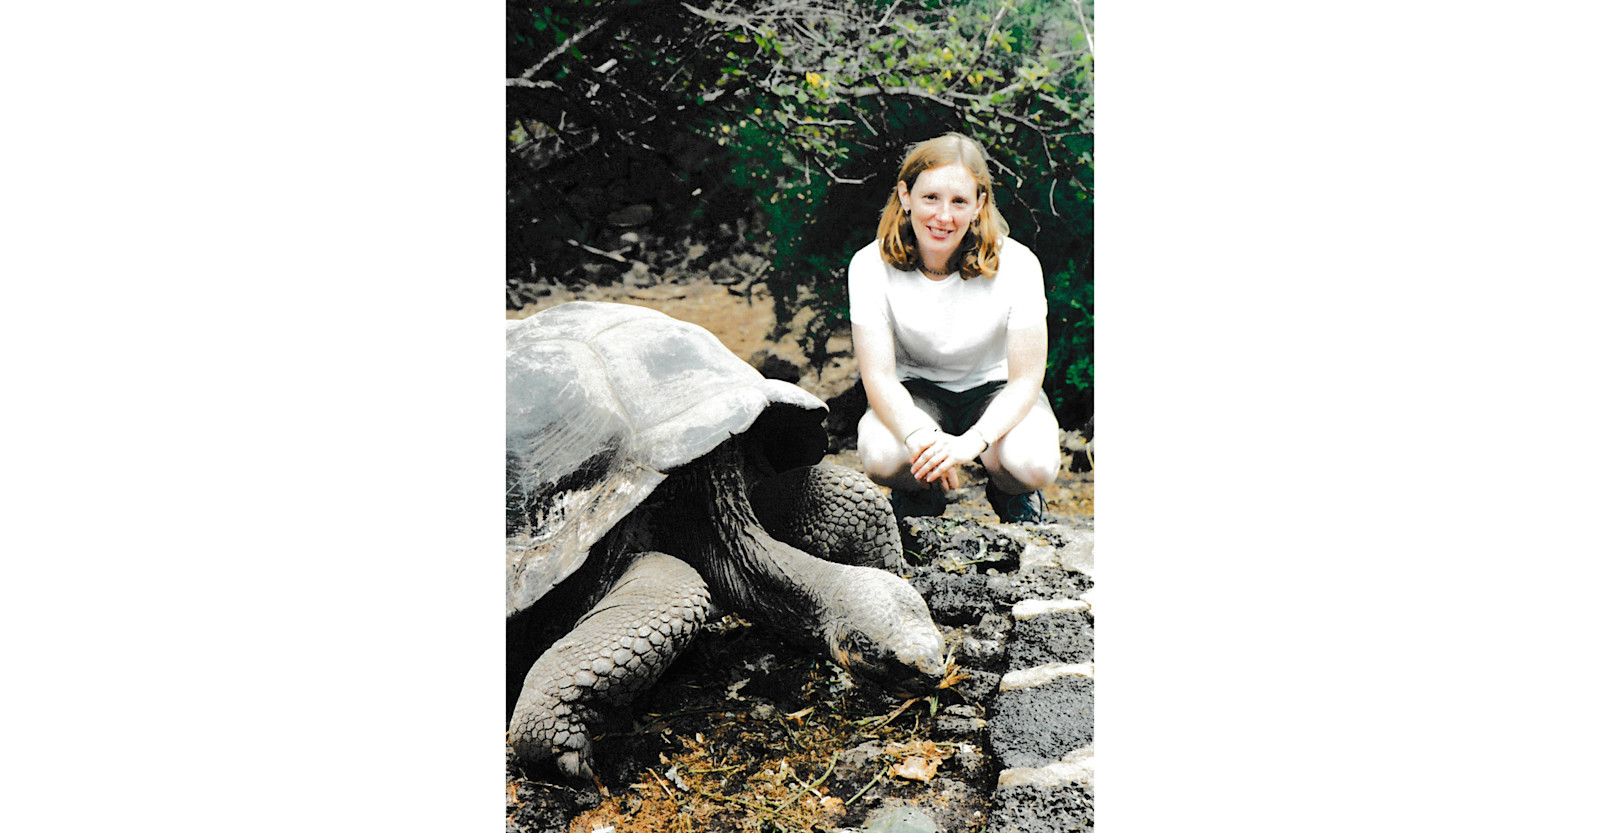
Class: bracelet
902,426,935,445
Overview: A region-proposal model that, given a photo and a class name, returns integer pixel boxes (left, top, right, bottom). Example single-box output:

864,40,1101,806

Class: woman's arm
848,245,950,483
971,320,1047,447
853,320,941,449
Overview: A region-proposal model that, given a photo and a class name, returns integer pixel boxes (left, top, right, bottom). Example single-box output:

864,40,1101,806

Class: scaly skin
750,463,911,573
508,552,710,779
652,442,945,697
508,440,945,778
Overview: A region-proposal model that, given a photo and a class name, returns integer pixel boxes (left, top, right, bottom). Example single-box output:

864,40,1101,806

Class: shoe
891,487,947,519
987,481,1045,523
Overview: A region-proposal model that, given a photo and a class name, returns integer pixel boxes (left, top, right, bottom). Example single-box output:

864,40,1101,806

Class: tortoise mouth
843,658,945,699
885,672,944,699
887,653,948,698
827,629,946,698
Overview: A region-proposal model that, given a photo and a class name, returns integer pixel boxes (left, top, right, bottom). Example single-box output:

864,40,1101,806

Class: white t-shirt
848,236,1047,392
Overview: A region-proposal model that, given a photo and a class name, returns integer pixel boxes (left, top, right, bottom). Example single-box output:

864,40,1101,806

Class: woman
849,133,1061,522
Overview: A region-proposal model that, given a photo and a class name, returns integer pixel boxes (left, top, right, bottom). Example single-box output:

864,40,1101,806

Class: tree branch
973,0,1011,74
513,16,610,82
1070,0,1095,58
819,162,867,184
832,82,962,110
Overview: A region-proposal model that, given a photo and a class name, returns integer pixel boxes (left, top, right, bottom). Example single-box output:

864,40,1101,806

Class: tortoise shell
505,302,827,617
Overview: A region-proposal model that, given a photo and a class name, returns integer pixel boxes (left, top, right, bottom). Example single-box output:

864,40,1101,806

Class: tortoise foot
508,552,710,777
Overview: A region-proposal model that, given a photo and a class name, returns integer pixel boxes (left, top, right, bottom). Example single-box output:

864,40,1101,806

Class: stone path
507,509,1096,833
898,516,1095,833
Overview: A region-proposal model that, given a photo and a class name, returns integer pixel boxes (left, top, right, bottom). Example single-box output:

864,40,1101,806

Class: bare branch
832,82,962,111
976,0,1011,68
876,0,901,28
986,152,1021,187
819,162,867,184
1069,0,1095,58
845,102,881,137
513,17,610,82
680,2,749,28
796,18,833,49
566,238,631,264
782,66,1030,105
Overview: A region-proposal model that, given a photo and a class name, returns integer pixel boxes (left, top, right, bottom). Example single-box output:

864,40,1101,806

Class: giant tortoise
506,301,945,779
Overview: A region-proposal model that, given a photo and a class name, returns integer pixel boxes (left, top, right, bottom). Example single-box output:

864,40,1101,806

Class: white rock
999,662,1093,691
1012,598,1090,619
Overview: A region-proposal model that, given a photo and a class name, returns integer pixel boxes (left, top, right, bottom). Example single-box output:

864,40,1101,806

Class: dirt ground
506,276,1093,517
508,275,857,401
506,275,1093,832
507,618,996,833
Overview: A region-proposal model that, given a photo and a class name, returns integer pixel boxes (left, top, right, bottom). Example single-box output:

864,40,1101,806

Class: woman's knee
988,442,1058,491
990,419,1061,491
856,413,910,484
1003,451,1060,491
859,447,908,485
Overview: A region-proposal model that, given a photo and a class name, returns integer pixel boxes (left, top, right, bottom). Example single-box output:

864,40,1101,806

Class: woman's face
897,163,984,271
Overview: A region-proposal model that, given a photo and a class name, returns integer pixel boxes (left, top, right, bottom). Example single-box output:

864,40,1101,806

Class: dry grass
508,620,992,833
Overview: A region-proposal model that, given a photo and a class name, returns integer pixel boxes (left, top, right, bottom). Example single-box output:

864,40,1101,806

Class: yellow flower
805,72,828,88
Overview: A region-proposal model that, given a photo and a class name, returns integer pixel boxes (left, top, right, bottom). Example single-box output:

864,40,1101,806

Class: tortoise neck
652,441,838,628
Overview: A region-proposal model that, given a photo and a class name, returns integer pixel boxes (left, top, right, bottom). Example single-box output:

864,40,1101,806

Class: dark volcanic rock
953,668,1000,701
992,778,1094,833
1008,610,1094,669
908,570,996,626
506,777,601,833
956,612,1011,671
933,704,987,740
1001,565,1093,606
748,349,802,383
988,676,1094,770
900,517,1023,572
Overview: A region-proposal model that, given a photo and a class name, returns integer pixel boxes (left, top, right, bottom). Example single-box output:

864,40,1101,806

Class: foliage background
507,0,1093,425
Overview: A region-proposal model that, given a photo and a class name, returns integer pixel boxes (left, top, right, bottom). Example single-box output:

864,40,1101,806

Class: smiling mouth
926,226,956,239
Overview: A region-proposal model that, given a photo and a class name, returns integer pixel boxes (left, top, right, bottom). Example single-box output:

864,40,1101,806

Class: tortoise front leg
750,463,910,573
508,552,710,779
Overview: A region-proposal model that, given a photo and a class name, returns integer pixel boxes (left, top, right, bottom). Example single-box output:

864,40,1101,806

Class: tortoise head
819,567,946,697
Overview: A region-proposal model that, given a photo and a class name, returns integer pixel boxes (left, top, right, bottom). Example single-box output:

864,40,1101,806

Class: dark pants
901,378,1007,436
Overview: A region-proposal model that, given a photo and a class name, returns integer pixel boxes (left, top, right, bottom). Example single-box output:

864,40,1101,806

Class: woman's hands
905,427,989,490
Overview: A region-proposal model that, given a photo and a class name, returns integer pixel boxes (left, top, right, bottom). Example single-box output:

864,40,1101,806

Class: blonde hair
875,132,1008,279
